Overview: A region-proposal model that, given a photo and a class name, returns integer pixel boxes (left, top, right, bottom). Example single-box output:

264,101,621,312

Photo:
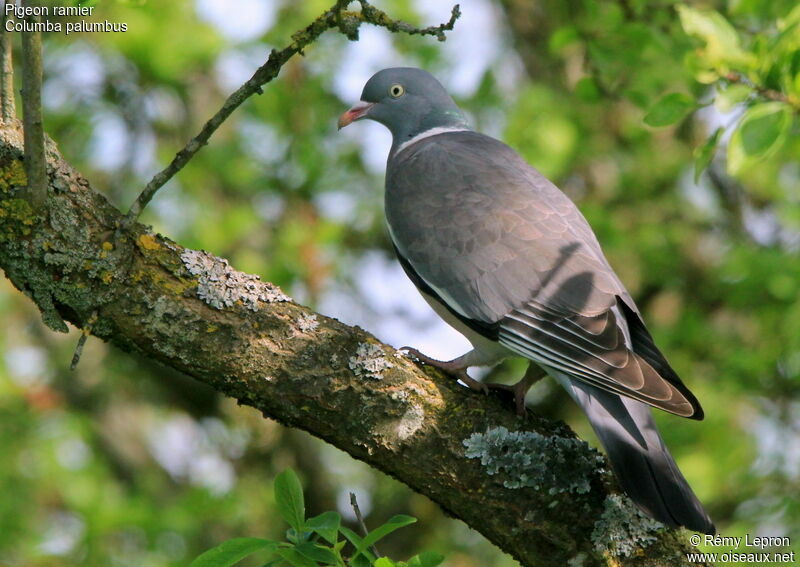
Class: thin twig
357,0,461,41
349,492,381,558
20,0,47,208
122,0,460,225
725,72,799,111
0,12,15,122
70,311,98,370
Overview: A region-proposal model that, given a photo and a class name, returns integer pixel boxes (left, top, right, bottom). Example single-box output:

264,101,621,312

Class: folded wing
386,131,702,418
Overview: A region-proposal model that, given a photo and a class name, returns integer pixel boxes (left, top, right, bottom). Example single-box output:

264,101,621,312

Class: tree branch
0,122,709,567
19,0,46,208
0,11,15,123
724,72,799,111
123,0,461,223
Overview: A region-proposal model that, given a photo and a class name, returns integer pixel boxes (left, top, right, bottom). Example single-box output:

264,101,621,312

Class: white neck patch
394,126,470,154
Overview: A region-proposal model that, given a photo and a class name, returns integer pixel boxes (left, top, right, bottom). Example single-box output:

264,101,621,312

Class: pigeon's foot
484,364,547,416
401,347,489,394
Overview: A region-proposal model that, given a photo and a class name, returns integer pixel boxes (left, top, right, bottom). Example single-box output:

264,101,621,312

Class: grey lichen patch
295,313,319,333
590,494,663,557
145,295,199,360
463,426,604,494
394,404,425,440
1,188,120,334
349,342,394,379
389,389,409,402
180,249,290,310
31,286,69,333
567,552,587,567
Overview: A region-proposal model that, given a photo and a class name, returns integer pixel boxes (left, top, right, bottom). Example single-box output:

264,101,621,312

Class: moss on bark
0,121,711,567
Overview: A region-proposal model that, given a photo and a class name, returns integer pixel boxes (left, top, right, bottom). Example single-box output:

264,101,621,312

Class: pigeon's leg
401,347,489,394
485,363,547,416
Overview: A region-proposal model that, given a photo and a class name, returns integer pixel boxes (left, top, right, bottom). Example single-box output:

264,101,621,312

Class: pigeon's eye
389,84,405,98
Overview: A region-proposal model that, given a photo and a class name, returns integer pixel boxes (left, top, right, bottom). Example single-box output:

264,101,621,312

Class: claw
485,365,547,416
402,348,546,416
402,347,488,394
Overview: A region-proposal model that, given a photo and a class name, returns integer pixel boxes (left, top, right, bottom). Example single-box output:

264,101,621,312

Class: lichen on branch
0,120,710,567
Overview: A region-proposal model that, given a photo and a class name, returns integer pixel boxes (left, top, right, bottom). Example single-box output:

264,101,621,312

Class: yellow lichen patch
101,271,114,284
0,160,27,193
167,279,195,295
144,269,195,296
102,241,114,251
0,198,36,241
137,233,161,251
206,324,218,333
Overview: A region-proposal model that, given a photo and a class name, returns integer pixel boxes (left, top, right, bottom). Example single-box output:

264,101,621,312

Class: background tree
0,1,797,566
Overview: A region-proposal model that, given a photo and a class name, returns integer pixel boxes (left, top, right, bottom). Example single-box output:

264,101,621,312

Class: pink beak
338,101,374,129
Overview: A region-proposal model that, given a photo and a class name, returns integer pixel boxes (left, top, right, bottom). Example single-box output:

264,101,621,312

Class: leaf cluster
189,470,444,567
643,4,798,180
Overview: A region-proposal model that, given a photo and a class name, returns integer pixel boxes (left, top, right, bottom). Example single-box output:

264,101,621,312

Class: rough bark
0,121,709,567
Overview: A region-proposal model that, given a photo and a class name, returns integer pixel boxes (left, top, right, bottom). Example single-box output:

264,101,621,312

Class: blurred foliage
189,469,444,567
0,0,798,566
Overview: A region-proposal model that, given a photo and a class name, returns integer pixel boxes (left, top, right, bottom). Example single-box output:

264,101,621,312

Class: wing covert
386,131,702,418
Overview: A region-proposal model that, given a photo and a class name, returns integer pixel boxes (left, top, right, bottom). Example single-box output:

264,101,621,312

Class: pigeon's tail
553,373,715,534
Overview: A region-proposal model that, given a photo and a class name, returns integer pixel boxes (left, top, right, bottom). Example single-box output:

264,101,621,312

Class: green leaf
726,103,793,175
338,526,376,565
676,5,750,66
306,511,341,544
359,515,417,552
294,542,339,565
694,127,724,182
274,469,306,532
374,558,397,567
285,528,313,545
275,547,318,567
574,76,601,103
549,26,579,52
643,93,697,127
188,538,277,567
727,128,747,175
338,526,366,550
739,102,792,157
682,51,720,84
406,551,445,567
715,83,752,113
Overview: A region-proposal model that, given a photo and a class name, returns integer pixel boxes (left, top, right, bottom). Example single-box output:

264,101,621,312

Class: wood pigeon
339,67,714,534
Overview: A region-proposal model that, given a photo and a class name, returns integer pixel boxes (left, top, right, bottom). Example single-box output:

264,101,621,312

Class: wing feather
386,131,703,418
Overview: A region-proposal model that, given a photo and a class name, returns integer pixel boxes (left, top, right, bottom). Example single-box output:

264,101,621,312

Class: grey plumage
339,67,714,534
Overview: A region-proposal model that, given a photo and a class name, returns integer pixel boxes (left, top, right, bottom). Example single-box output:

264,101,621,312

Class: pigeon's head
338,67,469,144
